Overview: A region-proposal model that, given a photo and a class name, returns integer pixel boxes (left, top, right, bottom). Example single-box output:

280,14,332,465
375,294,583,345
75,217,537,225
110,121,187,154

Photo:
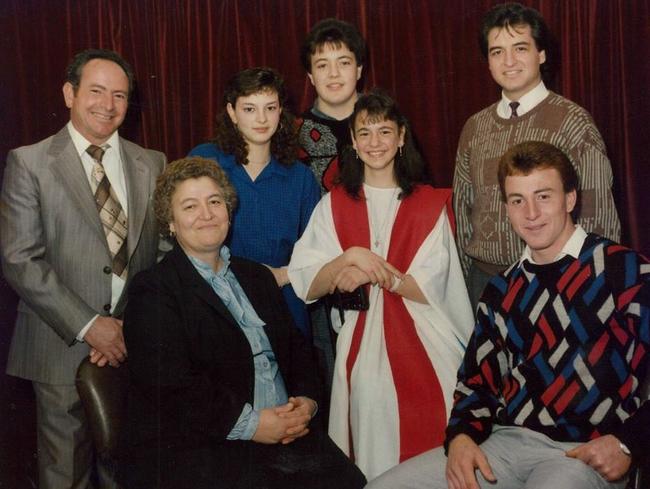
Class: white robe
288,185,474,480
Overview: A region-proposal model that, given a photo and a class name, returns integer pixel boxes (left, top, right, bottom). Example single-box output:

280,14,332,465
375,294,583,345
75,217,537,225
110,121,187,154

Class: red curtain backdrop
0,1,648,486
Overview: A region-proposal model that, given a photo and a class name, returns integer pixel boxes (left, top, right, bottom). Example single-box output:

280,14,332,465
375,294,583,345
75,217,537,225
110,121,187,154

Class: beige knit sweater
453,91,620,275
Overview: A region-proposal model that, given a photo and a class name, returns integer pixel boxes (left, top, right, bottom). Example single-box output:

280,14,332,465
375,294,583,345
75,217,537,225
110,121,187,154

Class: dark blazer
122,244,320,487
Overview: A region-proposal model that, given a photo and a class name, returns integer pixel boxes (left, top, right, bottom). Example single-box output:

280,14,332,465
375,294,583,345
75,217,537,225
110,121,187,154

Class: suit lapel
121,139,151,259
48,127,106,244
170,246,240,328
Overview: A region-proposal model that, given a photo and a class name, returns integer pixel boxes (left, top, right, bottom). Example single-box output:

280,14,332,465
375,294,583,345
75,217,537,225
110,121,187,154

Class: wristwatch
619,441,632,456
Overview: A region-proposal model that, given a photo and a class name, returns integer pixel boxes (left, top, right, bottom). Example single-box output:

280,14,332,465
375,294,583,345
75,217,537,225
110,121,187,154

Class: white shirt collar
67,121,121,157
497,81,549,119
519,225,587,266
66,120,128,214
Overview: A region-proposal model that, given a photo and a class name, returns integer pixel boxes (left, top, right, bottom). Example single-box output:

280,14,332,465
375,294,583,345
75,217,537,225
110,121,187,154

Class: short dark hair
479,2,556,80
338,89,428,199
300,18,367,72
498,141,579,202
65,48,135,95
154,157,237,238
211,67,297,166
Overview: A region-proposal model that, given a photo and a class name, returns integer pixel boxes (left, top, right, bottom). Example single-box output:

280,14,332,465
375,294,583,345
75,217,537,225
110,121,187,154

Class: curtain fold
0,0,647,257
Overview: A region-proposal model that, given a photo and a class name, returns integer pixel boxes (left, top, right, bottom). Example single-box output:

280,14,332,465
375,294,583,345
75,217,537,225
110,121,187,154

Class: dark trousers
310,302,336,429
122,426,365,489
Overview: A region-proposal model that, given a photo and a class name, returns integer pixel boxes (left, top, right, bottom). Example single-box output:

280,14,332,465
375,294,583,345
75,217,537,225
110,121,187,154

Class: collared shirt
519,225,588,266
311,93,360,121
187,144,320,337
67,121,128,212
68,122,127,340
496,81,550,119
311,103,336,120
188,247,288,440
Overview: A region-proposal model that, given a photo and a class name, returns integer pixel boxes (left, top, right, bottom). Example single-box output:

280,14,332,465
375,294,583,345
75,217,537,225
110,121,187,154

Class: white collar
497,81,549,119
67,121,120,157
519,225,587,266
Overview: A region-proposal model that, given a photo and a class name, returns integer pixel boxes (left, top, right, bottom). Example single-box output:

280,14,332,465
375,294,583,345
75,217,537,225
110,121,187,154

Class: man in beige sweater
453,2,620,309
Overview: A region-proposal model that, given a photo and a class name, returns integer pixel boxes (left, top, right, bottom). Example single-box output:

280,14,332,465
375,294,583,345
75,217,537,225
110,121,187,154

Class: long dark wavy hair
211,67,298,166
338,89,428,199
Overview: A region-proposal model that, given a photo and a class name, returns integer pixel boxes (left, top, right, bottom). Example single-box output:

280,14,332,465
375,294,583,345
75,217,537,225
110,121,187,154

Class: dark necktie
509,101,520,119
86,145,128,278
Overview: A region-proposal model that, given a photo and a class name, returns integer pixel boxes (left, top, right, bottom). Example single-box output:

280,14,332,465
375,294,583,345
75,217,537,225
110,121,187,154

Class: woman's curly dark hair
338,89,428,199
210,67,298,166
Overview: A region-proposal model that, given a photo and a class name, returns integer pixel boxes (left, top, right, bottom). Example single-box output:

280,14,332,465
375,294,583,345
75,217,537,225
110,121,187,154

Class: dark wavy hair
65,48,135,96
338,89,428,200
479,2,557,81
300,18,367,72
210,67,297,166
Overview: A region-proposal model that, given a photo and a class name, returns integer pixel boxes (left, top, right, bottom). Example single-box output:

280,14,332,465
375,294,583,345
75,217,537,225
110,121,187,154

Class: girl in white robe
288,91,474,480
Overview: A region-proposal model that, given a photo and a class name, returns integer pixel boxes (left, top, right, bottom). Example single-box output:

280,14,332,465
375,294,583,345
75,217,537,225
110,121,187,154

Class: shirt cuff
226,403,260,441
76,314,99,342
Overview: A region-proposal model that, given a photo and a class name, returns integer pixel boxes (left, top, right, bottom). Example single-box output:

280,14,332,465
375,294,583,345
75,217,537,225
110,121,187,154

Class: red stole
331,184,455,462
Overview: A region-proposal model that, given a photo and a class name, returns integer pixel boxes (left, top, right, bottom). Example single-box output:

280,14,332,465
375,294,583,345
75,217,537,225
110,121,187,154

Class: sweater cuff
444,418,492,454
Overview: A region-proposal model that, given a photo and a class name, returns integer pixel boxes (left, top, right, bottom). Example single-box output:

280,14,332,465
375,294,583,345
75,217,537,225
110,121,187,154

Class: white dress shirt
519,225,588,266
67,122,128,340
497,81,550,119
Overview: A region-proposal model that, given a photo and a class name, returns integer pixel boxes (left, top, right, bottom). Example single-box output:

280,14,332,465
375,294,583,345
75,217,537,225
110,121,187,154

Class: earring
355,151,359,160
399,146,403,157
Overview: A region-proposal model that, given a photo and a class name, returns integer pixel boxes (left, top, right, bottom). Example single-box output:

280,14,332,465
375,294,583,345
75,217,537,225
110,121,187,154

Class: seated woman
189,67,320,340
120,157,365,489
288,91,475,480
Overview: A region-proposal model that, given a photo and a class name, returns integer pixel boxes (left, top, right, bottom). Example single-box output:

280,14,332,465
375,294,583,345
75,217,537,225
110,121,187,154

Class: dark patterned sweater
296,108,351,194
446,234,650,460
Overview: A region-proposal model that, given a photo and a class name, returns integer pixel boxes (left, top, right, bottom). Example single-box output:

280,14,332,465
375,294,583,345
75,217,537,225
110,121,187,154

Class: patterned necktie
509,101,520,119
86,144,128,278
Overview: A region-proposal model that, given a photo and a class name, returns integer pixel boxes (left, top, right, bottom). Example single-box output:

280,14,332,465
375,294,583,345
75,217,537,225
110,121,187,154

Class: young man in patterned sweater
368,141,649,489
297,18,366,193
454,3,620,309
295,19,367,404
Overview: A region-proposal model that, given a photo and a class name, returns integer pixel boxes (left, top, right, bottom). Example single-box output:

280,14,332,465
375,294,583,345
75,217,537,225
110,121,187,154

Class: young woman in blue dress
189,68,320,339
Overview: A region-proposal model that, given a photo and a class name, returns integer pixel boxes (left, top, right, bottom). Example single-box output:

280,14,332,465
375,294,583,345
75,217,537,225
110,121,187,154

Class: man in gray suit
0,49,165,488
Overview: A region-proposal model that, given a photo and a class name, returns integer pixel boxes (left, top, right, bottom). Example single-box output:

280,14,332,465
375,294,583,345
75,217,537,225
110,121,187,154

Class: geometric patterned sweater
296,107,351,194
453,92,621,276
446,234,650,460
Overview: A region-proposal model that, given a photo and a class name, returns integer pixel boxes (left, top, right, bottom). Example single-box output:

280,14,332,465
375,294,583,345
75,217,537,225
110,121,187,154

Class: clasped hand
252,396,317,445
333,246,401,292
85,316,126,368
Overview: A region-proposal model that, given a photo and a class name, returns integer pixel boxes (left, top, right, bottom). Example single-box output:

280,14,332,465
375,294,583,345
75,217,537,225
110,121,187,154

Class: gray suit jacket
0,126,166,384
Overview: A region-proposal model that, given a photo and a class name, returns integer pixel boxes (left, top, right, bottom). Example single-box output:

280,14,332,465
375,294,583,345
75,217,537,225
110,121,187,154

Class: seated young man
368,141,650,489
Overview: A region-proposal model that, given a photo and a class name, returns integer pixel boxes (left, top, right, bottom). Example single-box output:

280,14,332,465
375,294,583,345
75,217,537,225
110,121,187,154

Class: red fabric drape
0,1,648,485
0,0,647,253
